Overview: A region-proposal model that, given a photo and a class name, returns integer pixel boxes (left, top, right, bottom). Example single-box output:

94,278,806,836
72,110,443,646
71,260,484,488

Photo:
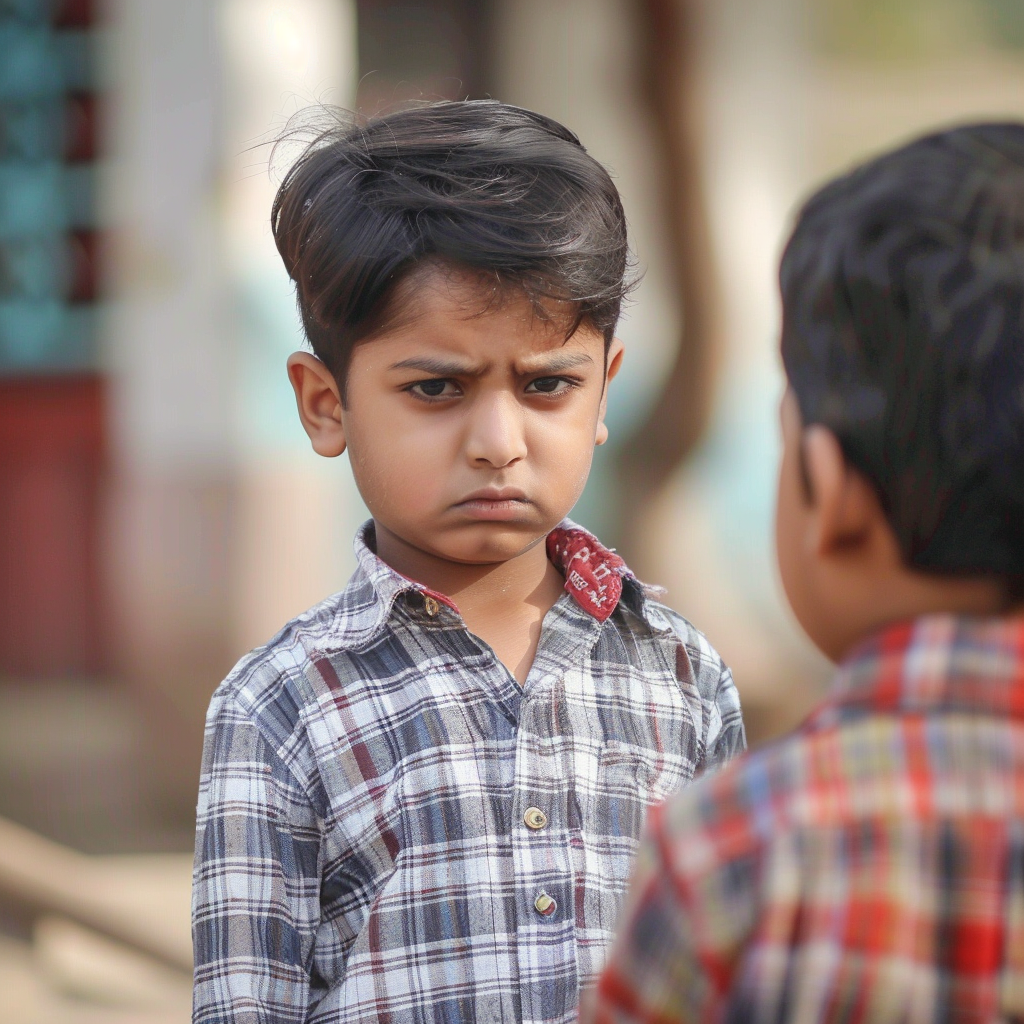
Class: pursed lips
452,489,533,517
457,487,528,500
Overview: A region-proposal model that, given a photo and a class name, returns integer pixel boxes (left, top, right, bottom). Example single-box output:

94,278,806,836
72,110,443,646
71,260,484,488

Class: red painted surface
0,375,108,677
65,93,99,163
67,230,100,304
51,0,95,28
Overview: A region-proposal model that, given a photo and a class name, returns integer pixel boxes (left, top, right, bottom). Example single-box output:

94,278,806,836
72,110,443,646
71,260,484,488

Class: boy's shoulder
211,558,730,711
638,596,732,688
549,520,731,687
613,590,745,767
659,612,1024,876
208,522,414,720
203,529,410,738
625,614,1024,1012
203,586,358,751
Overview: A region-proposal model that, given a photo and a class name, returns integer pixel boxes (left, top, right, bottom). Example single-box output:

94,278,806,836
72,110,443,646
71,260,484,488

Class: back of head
271,100,631,390
781,123,1024,585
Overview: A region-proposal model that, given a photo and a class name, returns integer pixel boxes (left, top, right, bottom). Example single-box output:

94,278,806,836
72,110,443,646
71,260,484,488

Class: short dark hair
780,122,1024,582
271,100,633,393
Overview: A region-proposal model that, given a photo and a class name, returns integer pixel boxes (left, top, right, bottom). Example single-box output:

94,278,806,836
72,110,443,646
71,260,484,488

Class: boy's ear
803,425,884,557
596,337,625,446
287,352,346,457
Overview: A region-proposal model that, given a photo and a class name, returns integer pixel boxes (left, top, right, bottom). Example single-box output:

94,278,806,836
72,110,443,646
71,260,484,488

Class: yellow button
524,807,548,830
424,596,440,616
534,892,557,917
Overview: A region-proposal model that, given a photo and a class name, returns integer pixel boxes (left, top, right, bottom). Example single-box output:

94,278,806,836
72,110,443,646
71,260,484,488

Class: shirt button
523,807,548,830
423,596,439,616
534,891,557,917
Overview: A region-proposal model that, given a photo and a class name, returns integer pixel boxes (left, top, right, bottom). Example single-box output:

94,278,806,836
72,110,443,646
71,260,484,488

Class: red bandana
546,527,628,623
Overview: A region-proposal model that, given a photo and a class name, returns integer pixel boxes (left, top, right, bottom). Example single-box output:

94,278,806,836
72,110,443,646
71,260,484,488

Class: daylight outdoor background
2,0,1023,1019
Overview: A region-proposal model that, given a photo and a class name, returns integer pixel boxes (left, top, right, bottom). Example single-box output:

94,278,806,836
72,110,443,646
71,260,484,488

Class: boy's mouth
453,488,532,521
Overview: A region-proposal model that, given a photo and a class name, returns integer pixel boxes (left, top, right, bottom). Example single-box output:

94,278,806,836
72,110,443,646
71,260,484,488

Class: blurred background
1,0,1023,1018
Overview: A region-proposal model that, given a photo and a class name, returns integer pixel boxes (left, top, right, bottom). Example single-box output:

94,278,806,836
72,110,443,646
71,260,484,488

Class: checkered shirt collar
336,518,649,649
808,612,1024,729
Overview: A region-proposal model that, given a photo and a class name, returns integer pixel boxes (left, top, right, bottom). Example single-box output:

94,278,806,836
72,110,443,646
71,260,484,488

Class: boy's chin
434,523,553,565
375,514,564,569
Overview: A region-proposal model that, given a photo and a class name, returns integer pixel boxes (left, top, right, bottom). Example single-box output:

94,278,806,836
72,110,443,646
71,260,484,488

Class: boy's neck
373,521,566,684
828,570,1018,665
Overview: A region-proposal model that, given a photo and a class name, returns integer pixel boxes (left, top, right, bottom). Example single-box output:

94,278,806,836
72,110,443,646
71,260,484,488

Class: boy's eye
526,376,576,395
408,378,459,400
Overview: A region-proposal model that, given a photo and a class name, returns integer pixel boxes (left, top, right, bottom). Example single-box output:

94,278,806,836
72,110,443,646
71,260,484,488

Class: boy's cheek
777,539,807,629
774,456,817,643
775,508,800,616
776,522,833,659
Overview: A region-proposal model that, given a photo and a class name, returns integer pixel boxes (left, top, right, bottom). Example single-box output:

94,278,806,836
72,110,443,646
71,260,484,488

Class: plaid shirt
191,520,745,1024
592,613,1024,1024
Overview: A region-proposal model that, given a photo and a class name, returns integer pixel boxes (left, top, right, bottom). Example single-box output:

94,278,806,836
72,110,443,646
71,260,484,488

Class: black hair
271,100,634,396
780,122,1024,584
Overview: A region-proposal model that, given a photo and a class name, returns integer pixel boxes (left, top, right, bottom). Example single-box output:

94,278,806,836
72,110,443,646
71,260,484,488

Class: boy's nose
465,392,528,468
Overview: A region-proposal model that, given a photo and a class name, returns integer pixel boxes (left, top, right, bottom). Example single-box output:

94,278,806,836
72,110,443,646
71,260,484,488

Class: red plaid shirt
590,613,1024,1024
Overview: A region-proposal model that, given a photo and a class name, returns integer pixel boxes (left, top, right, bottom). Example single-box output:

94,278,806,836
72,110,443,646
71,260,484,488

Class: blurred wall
636,0,828,741
102,0,232,817
219,0,362,656
641,0,1024,741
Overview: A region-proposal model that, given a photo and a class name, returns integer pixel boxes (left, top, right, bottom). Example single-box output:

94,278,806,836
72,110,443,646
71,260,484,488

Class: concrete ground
0,680,197,854
0,853,193,1024
0,680,196,1021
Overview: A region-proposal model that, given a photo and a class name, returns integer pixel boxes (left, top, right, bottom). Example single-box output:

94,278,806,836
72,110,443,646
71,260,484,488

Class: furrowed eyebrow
519,352,595,374
390,357,481,376
389,351,595,377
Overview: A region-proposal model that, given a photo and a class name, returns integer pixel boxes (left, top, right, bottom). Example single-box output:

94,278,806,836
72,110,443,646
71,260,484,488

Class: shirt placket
509,673,574,1023
405,584,601,1023
510,605,599,1024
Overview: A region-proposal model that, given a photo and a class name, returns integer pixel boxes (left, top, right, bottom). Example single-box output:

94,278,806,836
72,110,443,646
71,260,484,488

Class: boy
191,100,745,1024
586,122,1024,1023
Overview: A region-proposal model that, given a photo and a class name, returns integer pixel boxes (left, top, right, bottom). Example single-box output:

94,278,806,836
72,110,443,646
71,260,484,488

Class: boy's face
297,266,621,570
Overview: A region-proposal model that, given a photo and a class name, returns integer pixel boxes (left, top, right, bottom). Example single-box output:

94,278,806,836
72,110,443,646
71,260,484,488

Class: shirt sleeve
192,688,322,1024
704,663,746,773
658,606,747,775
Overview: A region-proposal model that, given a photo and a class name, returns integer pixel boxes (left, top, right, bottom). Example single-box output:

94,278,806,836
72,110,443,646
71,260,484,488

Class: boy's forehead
369,259,598,354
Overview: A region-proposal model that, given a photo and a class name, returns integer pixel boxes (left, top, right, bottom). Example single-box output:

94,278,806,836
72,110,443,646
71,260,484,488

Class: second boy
588,122,1024,1024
